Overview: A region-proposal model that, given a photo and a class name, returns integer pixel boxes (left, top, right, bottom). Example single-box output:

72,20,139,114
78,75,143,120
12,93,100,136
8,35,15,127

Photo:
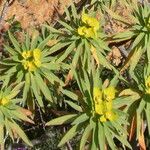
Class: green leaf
104,6,131,25
65,6,71,21
48,41,72,55
145,102,150,134
8,31,21,54
137,99,145,138
131,33,145,49
91,125,98,150
34,72,52,102
46,114,77,126
44,24,63,34
38,35,53,50
58,20,74,31
58,124,79,147
65,100,82,112
31,36,39,50
113,31,134,41
71,2,78,20
5,119,14,141
23,73,30,101
72,41,83,68
129,47,145,72
104,125,116,150
31,73,44,108
98,122,105,150
47,72,64,86
80,124,92,150
111,130,132,149
9,121,33,146
0,123,4,144
25,33,30,50
4,45,17,56
71,113,89,125
62,89,78,101
7,82,24,100
57,41,76,62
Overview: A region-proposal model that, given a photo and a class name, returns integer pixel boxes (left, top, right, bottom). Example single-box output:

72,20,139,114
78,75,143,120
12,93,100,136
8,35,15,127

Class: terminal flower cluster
78,13,99,38
145,76,150,94
93,86,117,122
21,49,42,72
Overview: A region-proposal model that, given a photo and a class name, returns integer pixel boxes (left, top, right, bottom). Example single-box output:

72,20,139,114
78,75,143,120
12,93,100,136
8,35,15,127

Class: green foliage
46,69,131,150
44,3,113,72
108,0,150,72
1,0,150,149
0,31,64,110
0,83,33,147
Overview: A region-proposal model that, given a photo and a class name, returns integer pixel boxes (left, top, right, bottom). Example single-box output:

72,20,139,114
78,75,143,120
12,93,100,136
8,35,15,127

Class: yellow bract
145,76,150,94
103,86,116,101
93,86,117,122
78,26,95,38
78,13,99,38
0,97,9,106
21,49,42,72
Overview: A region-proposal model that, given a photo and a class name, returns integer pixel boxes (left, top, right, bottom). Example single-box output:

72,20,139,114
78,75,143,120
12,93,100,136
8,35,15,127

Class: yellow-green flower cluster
0,97,9,106
93,86,117,122
21,49,42,72
78,13,99,38
145,76,150,94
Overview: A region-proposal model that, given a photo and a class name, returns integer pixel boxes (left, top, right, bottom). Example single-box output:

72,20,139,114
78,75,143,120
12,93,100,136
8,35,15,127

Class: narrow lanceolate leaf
104,6,131,25
9,121,33,146
62,89,78,101
71,2,78,20
71,113,89,125
31,36,38,50
23,73,30,101
7,82,24,99
104,125,116,150
145,103,150,134
25,33,30,50
58,20,74,31
137,100,146,138
31,74,44,108
4,45,18,56
44,24,63,34
91,126,98,150
46,114,77,126
0,123,4,144
48,41,71,55
56,41,76,63
34,73,52,102
58,124,79,147
38,35,52,50
72,41,83,68
131,33,145,49
65,100,82,112
111,130,132,149
8,31,21,54
80,124,92,150
11,109,34,124
5,119,14,141
129,47,145,73
98,122,105,150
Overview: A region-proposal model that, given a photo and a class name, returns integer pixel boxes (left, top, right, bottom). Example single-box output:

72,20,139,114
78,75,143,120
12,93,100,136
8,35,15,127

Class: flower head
81,13,99,30
145,76,150,94
21,49,41,72
93,86,117,122
103,86,116,101
0,97,9,106
78,13,99,39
